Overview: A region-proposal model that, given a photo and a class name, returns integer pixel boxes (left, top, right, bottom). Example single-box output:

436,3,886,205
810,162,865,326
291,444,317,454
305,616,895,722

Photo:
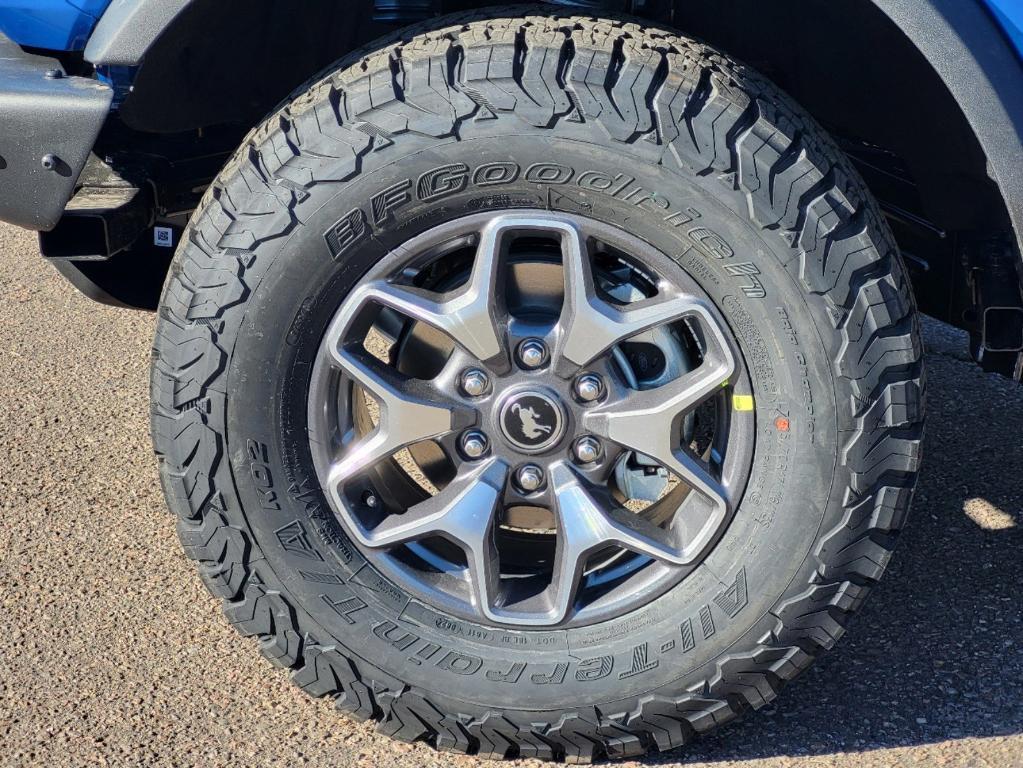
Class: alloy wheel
308,211,755,628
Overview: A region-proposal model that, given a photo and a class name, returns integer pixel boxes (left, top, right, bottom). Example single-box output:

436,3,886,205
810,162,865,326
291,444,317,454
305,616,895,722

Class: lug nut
515,464,545,493
517,339,548,370
460,368,490,397
460,430,490,460
574,373,605,403
573,436,603,465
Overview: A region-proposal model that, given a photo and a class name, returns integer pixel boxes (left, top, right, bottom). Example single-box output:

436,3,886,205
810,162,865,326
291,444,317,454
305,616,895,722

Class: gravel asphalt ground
1,223,1020,767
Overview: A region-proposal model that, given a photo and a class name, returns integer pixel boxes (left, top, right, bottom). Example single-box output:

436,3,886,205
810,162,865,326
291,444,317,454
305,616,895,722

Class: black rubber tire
151,7,925,762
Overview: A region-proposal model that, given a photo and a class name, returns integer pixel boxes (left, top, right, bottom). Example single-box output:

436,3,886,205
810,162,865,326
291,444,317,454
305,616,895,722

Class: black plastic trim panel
84,0,192,66
873,0,1023,259
0,34,113,231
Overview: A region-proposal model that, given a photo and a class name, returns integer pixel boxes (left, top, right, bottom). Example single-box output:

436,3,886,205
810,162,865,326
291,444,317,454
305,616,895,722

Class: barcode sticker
154,227,174,248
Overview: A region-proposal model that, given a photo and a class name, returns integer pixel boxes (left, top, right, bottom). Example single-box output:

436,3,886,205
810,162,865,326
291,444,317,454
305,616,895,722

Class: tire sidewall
221,131,841,713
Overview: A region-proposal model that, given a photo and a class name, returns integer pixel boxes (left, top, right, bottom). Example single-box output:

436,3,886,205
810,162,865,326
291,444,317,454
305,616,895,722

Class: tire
151,7,924,762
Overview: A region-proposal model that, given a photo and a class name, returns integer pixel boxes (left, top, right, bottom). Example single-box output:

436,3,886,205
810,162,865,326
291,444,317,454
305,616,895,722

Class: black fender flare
83,0,191,67
84,0,1023,256
871,0,1023,259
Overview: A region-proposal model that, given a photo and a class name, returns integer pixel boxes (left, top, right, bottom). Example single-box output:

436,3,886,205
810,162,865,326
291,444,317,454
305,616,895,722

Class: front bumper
0,33,112,231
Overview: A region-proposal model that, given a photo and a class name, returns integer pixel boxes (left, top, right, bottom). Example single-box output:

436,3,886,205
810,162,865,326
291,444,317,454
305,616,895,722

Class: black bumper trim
0,34,113,231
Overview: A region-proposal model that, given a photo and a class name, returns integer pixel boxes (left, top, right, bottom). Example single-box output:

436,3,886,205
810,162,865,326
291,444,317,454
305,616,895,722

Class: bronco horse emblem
511,403,553,440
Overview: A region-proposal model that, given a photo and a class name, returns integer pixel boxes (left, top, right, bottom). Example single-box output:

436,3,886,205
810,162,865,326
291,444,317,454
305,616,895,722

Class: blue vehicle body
984,0,1023,56
0,0,108,50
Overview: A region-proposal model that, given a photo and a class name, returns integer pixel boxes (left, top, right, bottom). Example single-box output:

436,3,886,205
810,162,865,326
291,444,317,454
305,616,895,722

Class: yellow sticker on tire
732,395,755,412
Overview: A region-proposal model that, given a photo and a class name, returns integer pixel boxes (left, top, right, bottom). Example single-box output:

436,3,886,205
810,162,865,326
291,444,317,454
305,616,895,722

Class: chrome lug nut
517,339,548,370
514,464,545,494
460,430,490,460
574,373,604,403
573,436,603,464
460,368,490,397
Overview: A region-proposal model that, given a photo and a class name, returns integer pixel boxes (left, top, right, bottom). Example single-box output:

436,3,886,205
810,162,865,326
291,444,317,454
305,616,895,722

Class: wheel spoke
557,232,709,368
326,347,468,486
546,463,697,624
583,303,736,515
325,216,522,364
357,460,507,621
358,461,505,547
547,464,609,624
588,404,730,517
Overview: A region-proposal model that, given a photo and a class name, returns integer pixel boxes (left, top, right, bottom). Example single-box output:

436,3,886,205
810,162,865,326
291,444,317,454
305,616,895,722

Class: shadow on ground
643,319,1023,763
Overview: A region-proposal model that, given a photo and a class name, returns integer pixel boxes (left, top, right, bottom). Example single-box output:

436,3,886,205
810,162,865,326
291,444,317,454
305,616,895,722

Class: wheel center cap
498,390,566,453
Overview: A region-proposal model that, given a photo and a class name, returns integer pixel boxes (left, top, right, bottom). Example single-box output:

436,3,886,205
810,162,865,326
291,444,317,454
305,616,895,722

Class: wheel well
90,0,1021,367
117,0,1004,223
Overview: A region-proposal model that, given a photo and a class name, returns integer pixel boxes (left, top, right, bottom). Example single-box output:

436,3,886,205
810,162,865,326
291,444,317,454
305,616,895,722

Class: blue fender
0,0,110,50
984,0,1023,59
